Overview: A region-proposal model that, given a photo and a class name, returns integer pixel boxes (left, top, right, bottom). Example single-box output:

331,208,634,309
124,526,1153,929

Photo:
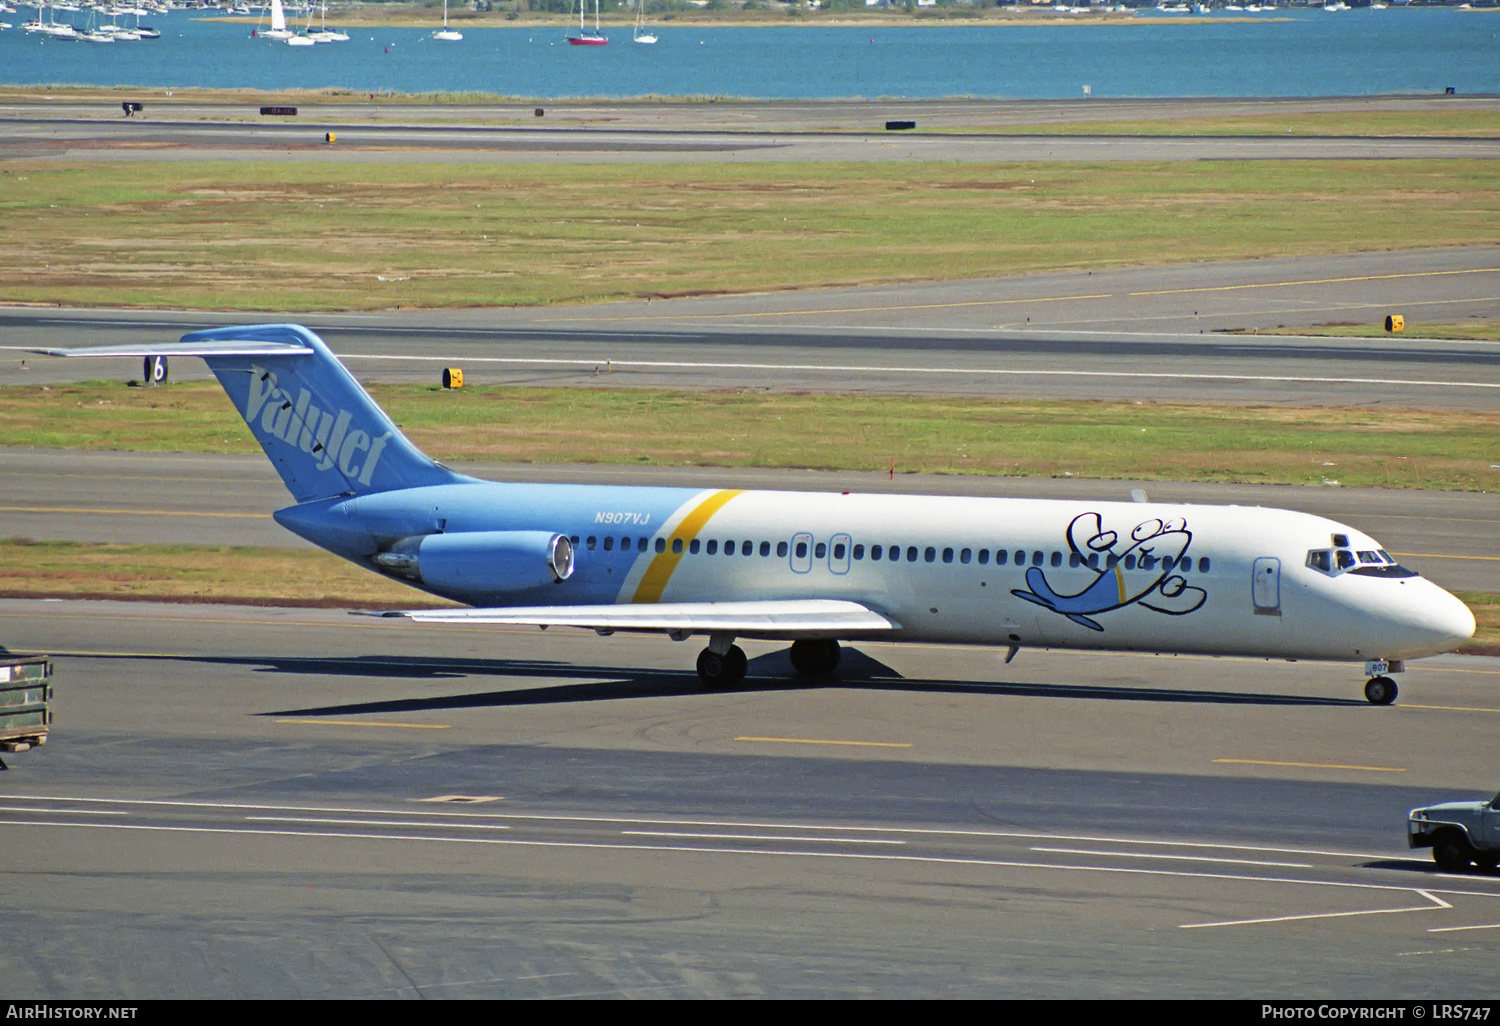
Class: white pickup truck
1408,792,1500,873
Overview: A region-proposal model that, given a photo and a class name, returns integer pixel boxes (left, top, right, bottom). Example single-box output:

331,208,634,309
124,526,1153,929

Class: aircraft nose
1433,589,1477,647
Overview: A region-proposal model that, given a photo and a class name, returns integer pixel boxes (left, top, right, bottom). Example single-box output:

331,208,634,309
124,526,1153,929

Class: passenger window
960,548,971,564
570,535,580,546
1050,552,1062,568
639,537,649,552
603,536,614,551
760,541,770,557
795,541,807,559
777,541,788,558
833,543,846,560
979,549,990,565
1018,551,1028,566
1106,554,1118,568
655,537,666,553
871,545,883,561
1160,555,1173,571
991,550,1004,566
1140,554,1156,570
1199,557,1211,573
1124,555,1136,570
586,536,598,551
924,547,936,563
815,542,827,559
853,544,865,560
689,539,700,555
1069,553,1082,568
1087,553,1099,569
706,540,718,555
742,541,752,556
908,546,919,562
942,547,954,564
672,538,683,555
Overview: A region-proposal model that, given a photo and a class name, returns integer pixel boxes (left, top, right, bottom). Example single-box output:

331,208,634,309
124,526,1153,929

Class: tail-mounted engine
371,531,575,593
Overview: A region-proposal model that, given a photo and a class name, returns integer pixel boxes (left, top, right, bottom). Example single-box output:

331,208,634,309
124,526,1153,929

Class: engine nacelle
371,531,574,593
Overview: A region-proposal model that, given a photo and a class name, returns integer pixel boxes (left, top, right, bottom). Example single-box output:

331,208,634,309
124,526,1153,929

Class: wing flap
388,599,897,636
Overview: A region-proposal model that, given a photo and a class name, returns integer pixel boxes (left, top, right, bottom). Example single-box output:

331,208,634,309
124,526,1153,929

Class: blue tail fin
183,324,463,502
37,323,465,503
190,322,465,504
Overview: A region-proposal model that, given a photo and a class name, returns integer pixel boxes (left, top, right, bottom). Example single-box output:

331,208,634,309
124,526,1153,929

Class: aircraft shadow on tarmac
1363,858,1500,879
61,646,1363,717
60,645,1362,718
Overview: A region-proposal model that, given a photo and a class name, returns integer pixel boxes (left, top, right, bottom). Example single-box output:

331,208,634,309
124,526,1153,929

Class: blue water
1,9,1495,99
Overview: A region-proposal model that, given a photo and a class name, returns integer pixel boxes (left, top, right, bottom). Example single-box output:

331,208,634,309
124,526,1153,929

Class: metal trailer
0,656,53,768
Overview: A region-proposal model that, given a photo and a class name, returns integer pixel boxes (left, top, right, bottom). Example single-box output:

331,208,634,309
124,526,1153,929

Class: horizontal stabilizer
32,340,313,359
386,599,897,637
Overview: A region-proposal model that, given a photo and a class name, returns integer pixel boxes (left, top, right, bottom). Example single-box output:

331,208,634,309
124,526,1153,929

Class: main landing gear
694,636,843,689
1362,659,1402,706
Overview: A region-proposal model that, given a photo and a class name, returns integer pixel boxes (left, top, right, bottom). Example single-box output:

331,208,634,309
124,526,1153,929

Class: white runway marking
339,351,1500,391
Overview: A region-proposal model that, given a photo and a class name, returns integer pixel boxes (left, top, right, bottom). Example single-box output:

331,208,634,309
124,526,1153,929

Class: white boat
307,0,347,41
432,0,460,40
632,0,655,43
256,0,292,39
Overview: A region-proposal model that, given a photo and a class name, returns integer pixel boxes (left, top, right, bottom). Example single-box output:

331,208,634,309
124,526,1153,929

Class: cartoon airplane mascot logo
1012,512,1208,632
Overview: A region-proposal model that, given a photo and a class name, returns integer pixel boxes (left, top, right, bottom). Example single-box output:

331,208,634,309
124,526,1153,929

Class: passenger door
1252,557,1281,615
790,532,813,574
829,533,852,575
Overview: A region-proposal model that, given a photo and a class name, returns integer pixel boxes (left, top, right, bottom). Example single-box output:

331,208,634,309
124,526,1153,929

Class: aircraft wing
385,599,898,637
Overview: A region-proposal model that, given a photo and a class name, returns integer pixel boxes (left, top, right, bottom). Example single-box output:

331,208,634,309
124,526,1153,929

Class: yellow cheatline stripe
631,489,743,604
1114,562,1127,604
736,736,912,748
1399,703,1500,714
1215,758,1405,773
0,505,269,519
275,718,450,730
1391,551,1500,563
1128,267,1500,298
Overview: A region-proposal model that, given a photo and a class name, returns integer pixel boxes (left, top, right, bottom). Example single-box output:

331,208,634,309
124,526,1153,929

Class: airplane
37,323,1476,705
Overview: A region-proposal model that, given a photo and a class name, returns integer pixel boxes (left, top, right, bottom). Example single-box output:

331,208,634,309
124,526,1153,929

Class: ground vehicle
0,655,52,767
1408,792,1500,872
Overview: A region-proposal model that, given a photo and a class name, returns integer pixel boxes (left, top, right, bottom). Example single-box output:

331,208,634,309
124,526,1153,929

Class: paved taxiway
1,598,1498,997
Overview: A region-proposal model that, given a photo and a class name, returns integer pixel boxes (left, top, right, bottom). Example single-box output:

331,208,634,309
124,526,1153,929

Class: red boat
567,0,608,45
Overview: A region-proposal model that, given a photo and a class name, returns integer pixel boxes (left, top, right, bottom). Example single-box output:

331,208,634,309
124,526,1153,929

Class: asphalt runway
1,599,1498,997
4,248,1499,409
4,95,1500,163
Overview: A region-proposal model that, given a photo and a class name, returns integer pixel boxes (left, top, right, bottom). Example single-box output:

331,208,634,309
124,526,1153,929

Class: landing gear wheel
1364,676,1398,706
789,639,841,676
697,644,747,689
1433,833,1474,874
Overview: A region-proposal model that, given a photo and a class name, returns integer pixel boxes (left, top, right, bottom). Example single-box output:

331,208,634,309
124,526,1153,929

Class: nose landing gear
1362,659,1402,705
1364,676,1398,706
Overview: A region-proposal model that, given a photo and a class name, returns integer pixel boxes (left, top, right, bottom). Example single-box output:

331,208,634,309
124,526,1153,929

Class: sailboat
432,0,461,41
567,0,606,45
308,0,348,41
256,0,292,39
632,0,655,44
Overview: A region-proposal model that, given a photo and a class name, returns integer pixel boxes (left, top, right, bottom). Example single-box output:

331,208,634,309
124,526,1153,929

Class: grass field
6,381,1498,491
3,159,1496,311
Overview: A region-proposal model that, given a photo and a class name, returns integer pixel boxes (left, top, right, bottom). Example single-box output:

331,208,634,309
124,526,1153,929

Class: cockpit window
1307,546,1414,578
1335,549,1356,570
1358,551,1381,564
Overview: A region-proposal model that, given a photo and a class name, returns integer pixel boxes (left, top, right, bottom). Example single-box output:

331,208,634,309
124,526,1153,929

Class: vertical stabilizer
183,324,464,503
